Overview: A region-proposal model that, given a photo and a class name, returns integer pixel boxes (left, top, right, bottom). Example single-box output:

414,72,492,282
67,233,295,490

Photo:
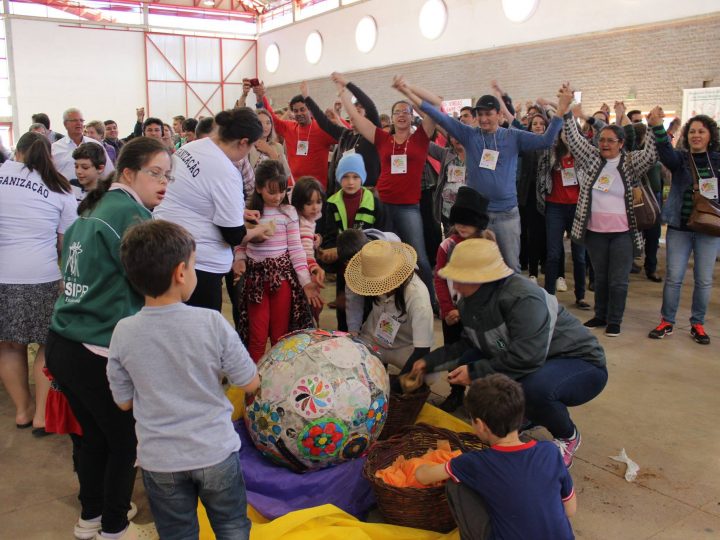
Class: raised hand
556,83,574,116
647,106,665,127
242,78,252,96
300,81,309,98
252,81,265,99
600,102,610,114
330,71,348,88
392,74,408,92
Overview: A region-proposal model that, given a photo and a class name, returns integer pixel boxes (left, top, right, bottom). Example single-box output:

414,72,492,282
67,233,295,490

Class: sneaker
583,317,606,328
96,523,139,540
529,275,537,283
75,504,137,540
556,277,568,292
646,271,663,283
553,429,582,468
575,299,592,310
648,320,673,339
605,324,621,337
691,324,711,345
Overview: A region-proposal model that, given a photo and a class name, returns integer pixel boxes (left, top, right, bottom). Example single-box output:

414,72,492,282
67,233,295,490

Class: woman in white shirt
154,108,270,312
0,132,77,432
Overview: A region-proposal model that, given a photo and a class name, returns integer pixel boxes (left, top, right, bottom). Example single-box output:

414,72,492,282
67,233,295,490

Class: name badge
447,164,466,183
699,177,719,199
374,312,401,346
343,148,356,157
561,166,579,186
391,154,408,175
592,174,614,193
479,149,499,171
297,140,309,156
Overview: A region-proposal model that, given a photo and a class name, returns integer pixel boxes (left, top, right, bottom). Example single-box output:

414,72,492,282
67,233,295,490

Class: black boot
439,384,466,413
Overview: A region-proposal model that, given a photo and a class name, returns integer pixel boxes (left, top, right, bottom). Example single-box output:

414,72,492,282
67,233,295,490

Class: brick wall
263,14,720,119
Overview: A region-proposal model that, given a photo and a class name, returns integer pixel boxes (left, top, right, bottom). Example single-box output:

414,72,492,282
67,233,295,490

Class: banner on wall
441,98,472,116
682,87,720,124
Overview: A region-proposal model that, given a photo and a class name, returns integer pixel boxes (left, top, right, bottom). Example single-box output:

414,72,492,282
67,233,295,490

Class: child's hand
320,247,338,264
232,259,246,284
448,365,471,386
304,283,324,310
411,359,427,377
444,309,460,326
311,266,325,286
313,233,322,249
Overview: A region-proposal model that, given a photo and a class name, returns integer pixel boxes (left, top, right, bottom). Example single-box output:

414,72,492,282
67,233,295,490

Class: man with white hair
51,108,115,182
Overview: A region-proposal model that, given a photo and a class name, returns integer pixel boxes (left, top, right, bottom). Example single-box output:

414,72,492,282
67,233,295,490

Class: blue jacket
419,101,561,212
652,125,720,228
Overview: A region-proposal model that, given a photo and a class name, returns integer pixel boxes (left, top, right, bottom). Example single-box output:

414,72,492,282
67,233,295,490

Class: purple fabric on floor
235,421,376,520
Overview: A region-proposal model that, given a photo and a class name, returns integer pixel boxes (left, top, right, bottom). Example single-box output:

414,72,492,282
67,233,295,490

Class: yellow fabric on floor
196,395,468,539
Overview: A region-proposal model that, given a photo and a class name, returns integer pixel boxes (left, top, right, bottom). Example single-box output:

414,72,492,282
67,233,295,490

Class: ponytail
15,132,71,194
77,176,112,215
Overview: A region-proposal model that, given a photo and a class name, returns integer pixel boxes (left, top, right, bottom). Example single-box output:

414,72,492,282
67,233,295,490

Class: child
71,142,106,202
320,153,387,330
434,186,493,412
235,160,321,361
415,374,576,540
107,220,260,540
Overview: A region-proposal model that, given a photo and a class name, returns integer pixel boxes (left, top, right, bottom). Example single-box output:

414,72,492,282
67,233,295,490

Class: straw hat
438,239,513,284
344,240,417,296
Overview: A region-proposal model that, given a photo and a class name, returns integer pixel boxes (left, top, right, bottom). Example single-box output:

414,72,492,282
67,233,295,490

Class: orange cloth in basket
375,440,461,488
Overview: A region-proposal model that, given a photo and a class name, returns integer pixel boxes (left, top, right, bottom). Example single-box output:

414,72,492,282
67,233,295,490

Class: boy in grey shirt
108,220,259,540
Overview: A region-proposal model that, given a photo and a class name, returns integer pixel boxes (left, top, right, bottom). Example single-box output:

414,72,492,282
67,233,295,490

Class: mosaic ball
245,329,390,471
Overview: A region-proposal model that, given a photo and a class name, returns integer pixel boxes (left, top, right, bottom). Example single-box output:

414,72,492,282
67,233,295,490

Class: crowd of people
0,72,718,540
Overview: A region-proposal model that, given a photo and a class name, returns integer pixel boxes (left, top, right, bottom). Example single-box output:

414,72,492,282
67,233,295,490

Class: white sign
682,87,720,125
441,98,472,116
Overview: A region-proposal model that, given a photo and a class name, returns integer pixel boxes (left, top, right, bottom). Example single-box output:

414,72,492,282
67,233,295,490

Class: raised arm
330,72,381,129
337,79,376,143
614,101,631,127
301,81,345,141
649,107,682,172
559,84,598,168
392,75,437,138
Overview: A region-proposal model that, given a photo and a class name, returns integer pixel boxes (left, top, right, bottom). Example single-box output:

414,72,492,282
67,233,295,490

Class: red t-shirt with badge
546,155,580,205
374,126,430,205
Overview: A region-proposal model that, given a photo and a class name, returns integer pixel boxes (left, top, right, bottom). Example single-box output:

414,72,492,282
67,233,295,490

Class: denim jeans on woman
520,358,608,439
584,231,634,325
384,203,437,305
142,451,251,540
661,227,720,325
544,202,586,300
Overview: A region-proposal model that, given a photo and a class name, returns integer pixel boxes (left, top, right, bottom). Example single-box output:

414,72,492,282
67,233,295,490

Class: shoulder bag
687,157,720,237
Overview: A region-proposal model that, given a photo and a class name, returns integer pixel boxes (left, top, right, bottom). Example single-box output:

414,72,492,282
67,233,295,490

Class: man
404,81,567,272
172,115,186,138
103,119,124,159
459,106,478,127
627,109,643,124
52,108,115,182
253,83,337,190
32,112,64,142
142,117,164,140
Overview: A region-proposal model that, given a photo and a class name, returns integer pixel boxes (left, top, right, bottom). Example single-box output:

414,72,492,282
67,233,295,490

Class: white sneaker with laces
556,277,568,292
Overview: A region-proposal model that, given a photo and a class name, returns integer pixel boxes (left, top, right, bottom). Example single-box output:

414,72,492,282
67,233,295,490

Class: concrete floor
1,243,719,539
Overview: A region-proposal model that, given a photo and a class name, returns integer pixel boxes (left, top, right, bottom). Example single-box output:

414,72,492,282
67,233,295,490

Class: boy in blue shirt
107,220,260,540
416,374,576,540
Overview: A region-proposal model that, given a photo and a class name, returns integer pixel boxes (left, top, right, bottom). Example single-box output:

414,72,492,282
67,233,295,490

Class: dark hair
464,374,525,437
599,125,625,149
195,117,215,138
31,113,50,130
248,159,289,215
553,131,571,165
181,118,198,133
681,114,719,152
460,106,476,118
121,220,196,298
214,107,263,145
337,229,369,265
104,119,117,126
72,142,107,169
529,113,548,131
16,132,71,194
592,110,609,123
627,109,642,120
289,95,306,109
372,272,419,318
78,137,170,215
391,100,413,115
143,117,164,135
291,176,324,217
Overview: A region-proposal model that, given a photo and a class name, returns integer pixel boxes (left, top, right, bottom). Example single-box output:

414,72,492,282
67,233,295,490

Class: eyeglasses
140,168,175,184
598,138,620,144
393,110,412,116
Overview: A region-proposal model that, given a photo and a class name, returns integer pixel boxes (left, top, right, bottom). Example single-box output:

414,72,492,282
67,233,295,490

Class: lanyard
480,131,498,151
689,152,717,179
392,135,410,155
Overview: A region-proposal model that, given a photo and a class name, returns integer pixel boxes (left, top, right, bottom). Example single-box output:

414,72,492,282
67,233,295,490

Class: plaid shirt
562,112,657,256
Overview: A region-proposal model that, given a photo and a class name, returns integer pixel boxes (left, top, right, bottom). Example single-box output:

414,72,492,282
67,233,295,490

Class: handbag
632,177,660,230
688,157,720,237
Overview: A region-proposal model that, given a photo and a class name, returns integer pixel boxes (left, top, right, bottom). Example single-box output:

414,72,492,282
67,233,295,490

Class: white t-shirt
360,274,434,369
0,160,78,283
154,138,245,274
51,136,115,182
588,156,629,233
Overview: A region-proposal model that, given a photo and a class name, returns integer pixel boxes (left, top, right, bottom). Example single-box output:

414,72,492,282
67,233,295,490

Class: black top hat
474,95,501,112
449,186,490,230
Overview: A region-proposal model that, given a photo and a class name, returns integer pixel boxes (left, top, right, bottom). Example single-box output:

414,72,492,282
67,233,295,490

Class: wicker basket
364,423,487,532
378,375,431,440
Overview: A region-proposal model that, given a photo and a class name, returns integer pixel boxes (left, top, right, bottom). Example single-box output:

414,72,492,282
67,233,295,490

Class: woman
560,85,659,336
517,114,548,282
345,240,434,372
247,108,291,179
412,239,607,468
45,137,171,539
155,107,271,312
0,132,76,433
429,135,467,235
340,75,438,305
648,113,720,345
537,130,590,310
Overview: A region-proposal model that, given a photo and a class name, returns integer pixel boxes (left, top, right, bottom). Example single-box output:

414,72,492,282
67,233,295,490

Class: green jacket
322,187,386,247
51,189,151,347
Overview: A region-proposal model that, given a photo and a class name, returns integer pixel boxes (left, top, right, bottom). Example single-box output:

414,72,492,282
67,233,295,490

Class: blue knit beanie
335,153,367,185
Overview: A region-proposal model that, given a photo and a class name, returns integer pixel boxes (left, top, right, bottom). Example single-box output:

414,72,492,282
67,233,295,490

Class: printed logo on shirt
66,242,82,278
63,242,89,302
495,339,507,351
175,148,201,178
0,175,50,198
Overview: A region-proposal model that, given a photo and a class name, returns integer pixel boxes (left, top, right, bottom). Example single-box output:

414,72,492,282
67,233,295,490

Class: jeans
488,207,521,273
384,203,437,305
143,452,251,540
584,231,634,325
661,228,720,325
45,331,137,534
520,358,608,439
544,202,586,301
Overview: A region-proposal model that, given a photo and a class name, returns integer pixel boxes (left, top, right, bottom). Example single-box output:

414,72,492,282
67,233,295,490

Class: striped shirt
299,215,319,271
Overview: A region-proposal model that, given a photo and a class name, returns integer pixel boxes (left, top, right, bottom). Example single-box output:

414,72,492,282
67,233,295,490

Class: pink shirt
299,215,319,271
587,157,629,233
